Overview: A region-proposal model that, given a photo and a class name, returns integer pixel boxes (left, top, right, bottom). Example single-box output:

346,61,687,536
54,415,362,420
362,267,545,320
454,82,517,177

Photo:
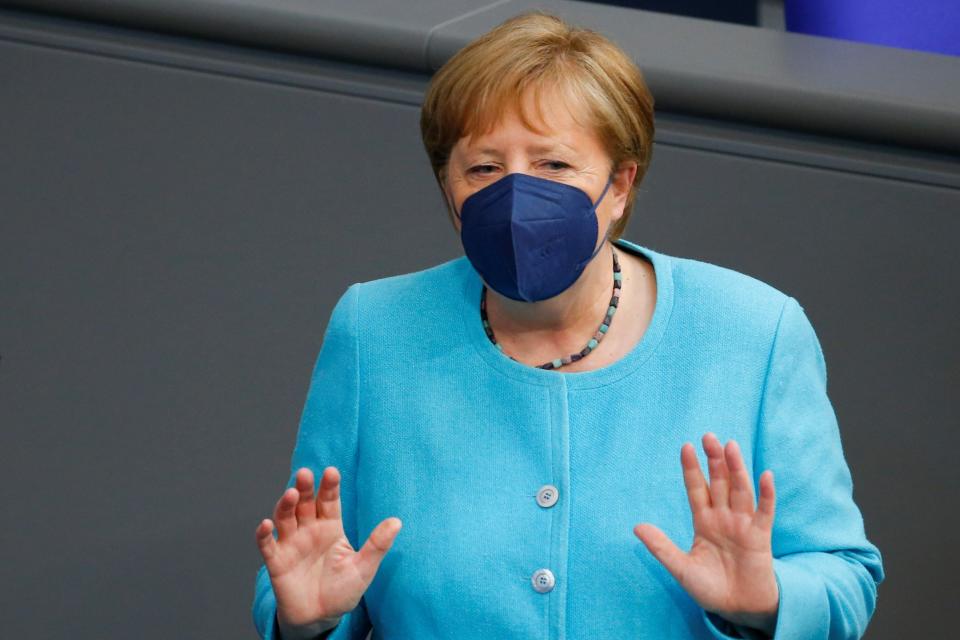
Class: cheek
447,181,482,217
597,198,619,225
441,183,466,230
440,180,458,211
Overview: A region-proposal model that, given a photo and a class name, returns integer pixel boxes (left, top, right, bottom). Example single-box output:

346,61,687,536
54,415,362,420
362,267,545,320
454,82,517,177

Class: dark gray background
1,2,958,638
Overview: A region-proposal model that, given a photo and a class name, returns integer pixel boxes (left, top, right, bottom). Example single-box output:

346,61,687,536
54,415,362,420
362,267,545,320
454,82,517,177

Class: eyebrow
528,143,572,155
471,143,576,157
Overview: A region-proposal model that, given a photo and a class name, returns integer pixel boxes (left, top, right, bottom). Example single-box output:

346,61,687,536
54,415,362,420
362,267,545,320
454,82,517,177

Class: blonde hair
420,12,655,239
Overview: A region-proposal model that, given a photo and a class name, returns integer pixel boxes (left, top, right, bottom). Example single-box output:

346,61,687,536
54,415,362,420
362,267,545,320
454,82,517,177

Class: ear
609,161,638,222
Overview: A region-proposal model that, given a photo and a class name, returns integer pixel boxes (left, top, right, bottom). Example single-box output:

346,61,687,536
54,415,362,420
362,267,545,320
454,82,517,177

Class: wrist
716,599,779,637
276,612,342,640
719,610,777,637
714,579,780,637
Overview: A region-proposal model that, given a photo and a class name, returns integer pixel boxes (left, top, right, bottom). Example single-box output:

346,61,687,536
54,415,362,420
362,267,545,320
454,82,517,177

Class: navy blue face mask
455,173,613,302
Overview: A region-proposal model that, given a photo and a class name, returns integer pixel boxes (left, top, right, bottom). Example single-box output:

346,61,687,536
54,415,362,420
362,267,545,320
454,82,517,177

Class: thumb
634,523,688,583
353,517,403,583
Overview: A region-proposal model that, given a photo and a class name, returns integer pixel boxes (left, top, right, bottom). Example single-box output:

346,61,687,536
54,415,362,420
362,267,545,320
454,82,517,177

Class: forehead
457,83,601,154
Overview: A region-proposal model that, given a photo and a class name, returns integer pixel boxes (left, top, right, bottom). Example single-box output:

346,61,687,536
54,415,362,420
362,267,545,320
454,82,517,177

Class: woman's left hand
633,433,779,635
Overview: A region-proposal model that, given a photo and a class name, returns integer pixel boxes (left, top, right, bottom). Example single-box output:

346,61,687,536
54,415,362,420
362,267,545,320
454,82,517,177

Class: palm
255,467,402,629
679,504,774,613
634,434,779,632
267,514,364,625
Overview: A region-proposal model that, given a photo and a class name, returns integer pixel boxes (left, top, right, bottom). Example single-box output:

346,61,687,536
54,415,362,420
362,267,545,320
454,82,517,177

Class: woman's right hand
255,466,402,637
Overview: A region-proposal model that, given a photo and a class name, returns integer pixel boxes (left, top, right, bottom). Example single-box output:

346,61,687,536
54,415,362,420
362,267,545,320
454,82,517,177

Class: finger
273,487,300,541
703,433,730,509
680,443,710,514
316,466,343,521
724,440,755,513
354,517,403,583
294,468,317,524
633,523,689,585
754,470,777,531
255,518,279,562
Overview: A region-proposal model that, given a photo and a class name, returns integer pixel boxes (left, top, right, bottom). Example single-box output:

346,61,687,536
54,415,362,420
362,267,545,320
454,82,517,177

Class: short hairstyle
420,12,655,239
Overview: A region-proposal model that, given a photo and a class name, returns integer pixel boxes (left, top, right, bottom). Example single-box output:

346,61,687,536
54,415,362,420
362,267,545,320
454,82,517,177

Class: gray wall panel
1,6,958,640
0,32,454,640
0,0,506,71
634,144,960,638
427,0,960,152
5,0,959,152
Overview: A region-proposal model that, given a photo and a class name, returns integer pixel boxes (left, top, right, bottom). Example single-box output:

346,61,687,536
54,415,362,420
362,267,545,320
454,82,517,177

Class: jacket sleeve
703,296,885,640
252,284,373,640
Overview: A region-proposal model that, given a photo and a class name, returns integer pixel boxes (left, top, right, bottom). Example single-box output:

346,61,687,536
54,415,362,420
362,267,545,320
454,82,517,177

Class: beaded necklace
480,247,622,370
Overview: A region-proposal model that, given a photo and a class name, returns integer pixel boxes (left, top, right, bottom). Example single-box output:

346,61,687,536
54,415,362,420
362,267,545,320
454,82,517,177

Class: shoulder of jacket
347,255,470,328
356,255,465,297
667,252,792,336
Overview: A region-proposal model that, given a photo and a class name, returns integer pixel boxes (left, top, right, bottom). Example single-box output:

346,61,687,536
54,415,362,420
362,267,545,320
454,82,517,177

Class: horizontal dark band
4,0,959,152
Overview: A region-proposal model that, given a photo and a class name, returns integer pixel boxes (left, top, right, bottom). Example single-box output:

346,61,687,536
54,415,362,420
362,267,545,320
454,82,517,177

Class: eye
542,160,571,171
467,164,498,175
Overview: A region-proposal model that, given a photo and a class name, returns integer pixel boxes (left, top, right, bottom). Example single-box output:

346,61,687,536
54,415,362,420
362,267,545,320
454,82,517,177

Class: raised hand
634,433,779,635
255,466,402,637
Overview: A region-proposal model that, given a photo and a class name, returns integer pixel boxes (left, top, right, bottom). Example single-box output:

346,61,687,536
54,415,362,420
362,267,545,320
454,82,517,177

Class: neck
485,242,615,337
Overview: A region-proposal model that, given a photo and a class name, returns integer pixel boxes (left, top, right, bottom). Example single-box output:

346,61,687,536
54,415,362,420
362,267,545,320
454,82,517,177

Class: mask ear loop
576,176,616,269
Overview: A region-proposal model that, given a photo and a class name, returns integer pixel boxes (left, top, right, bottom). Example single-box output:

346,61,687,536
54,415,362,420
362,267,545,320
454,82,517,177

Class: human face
443,86,637,241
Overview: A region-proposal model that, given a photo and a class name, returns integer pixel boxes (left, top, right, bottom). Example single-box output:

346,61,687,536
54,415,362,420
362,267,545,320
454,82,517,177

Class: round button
536,484,559,508
531,568,555,593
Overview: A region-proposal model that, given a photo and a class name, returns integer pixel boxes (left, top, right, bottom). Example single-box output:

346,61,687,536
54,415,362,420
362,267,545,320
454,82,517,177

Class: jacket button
536,484,559,508
531,568,555,593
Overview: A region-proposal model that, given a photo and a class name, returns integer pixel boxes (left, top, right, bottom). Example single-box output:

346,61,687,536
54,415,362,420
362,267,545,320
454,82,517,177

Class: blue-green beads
478,247,622,370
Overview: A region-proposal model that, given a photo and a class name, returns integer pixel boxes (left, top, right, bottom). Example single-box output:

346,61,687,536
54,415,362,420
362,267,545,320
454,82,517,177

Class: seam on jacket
546,383,555,637
353,281,363,518
558,377,570,640
565,250,677,391
352,281,371,630
580,249,678,390
752,295,791,467
464,249,676,391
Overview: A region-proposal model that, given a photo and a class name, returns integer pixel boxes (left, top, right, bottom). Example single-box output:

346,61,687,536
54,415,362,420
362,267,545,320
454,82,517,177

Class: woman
252,13,883,640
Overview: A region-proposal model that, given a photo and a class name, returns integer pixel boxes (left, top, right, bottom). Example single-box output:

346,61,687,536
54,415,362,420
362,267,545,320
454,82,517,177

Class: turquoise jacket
253,239,883,640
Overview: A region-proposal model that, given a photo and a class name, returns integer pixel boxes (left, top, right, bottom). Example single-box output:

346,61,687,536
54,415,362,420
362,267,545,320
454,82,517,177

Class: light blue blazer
253,239,883,639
